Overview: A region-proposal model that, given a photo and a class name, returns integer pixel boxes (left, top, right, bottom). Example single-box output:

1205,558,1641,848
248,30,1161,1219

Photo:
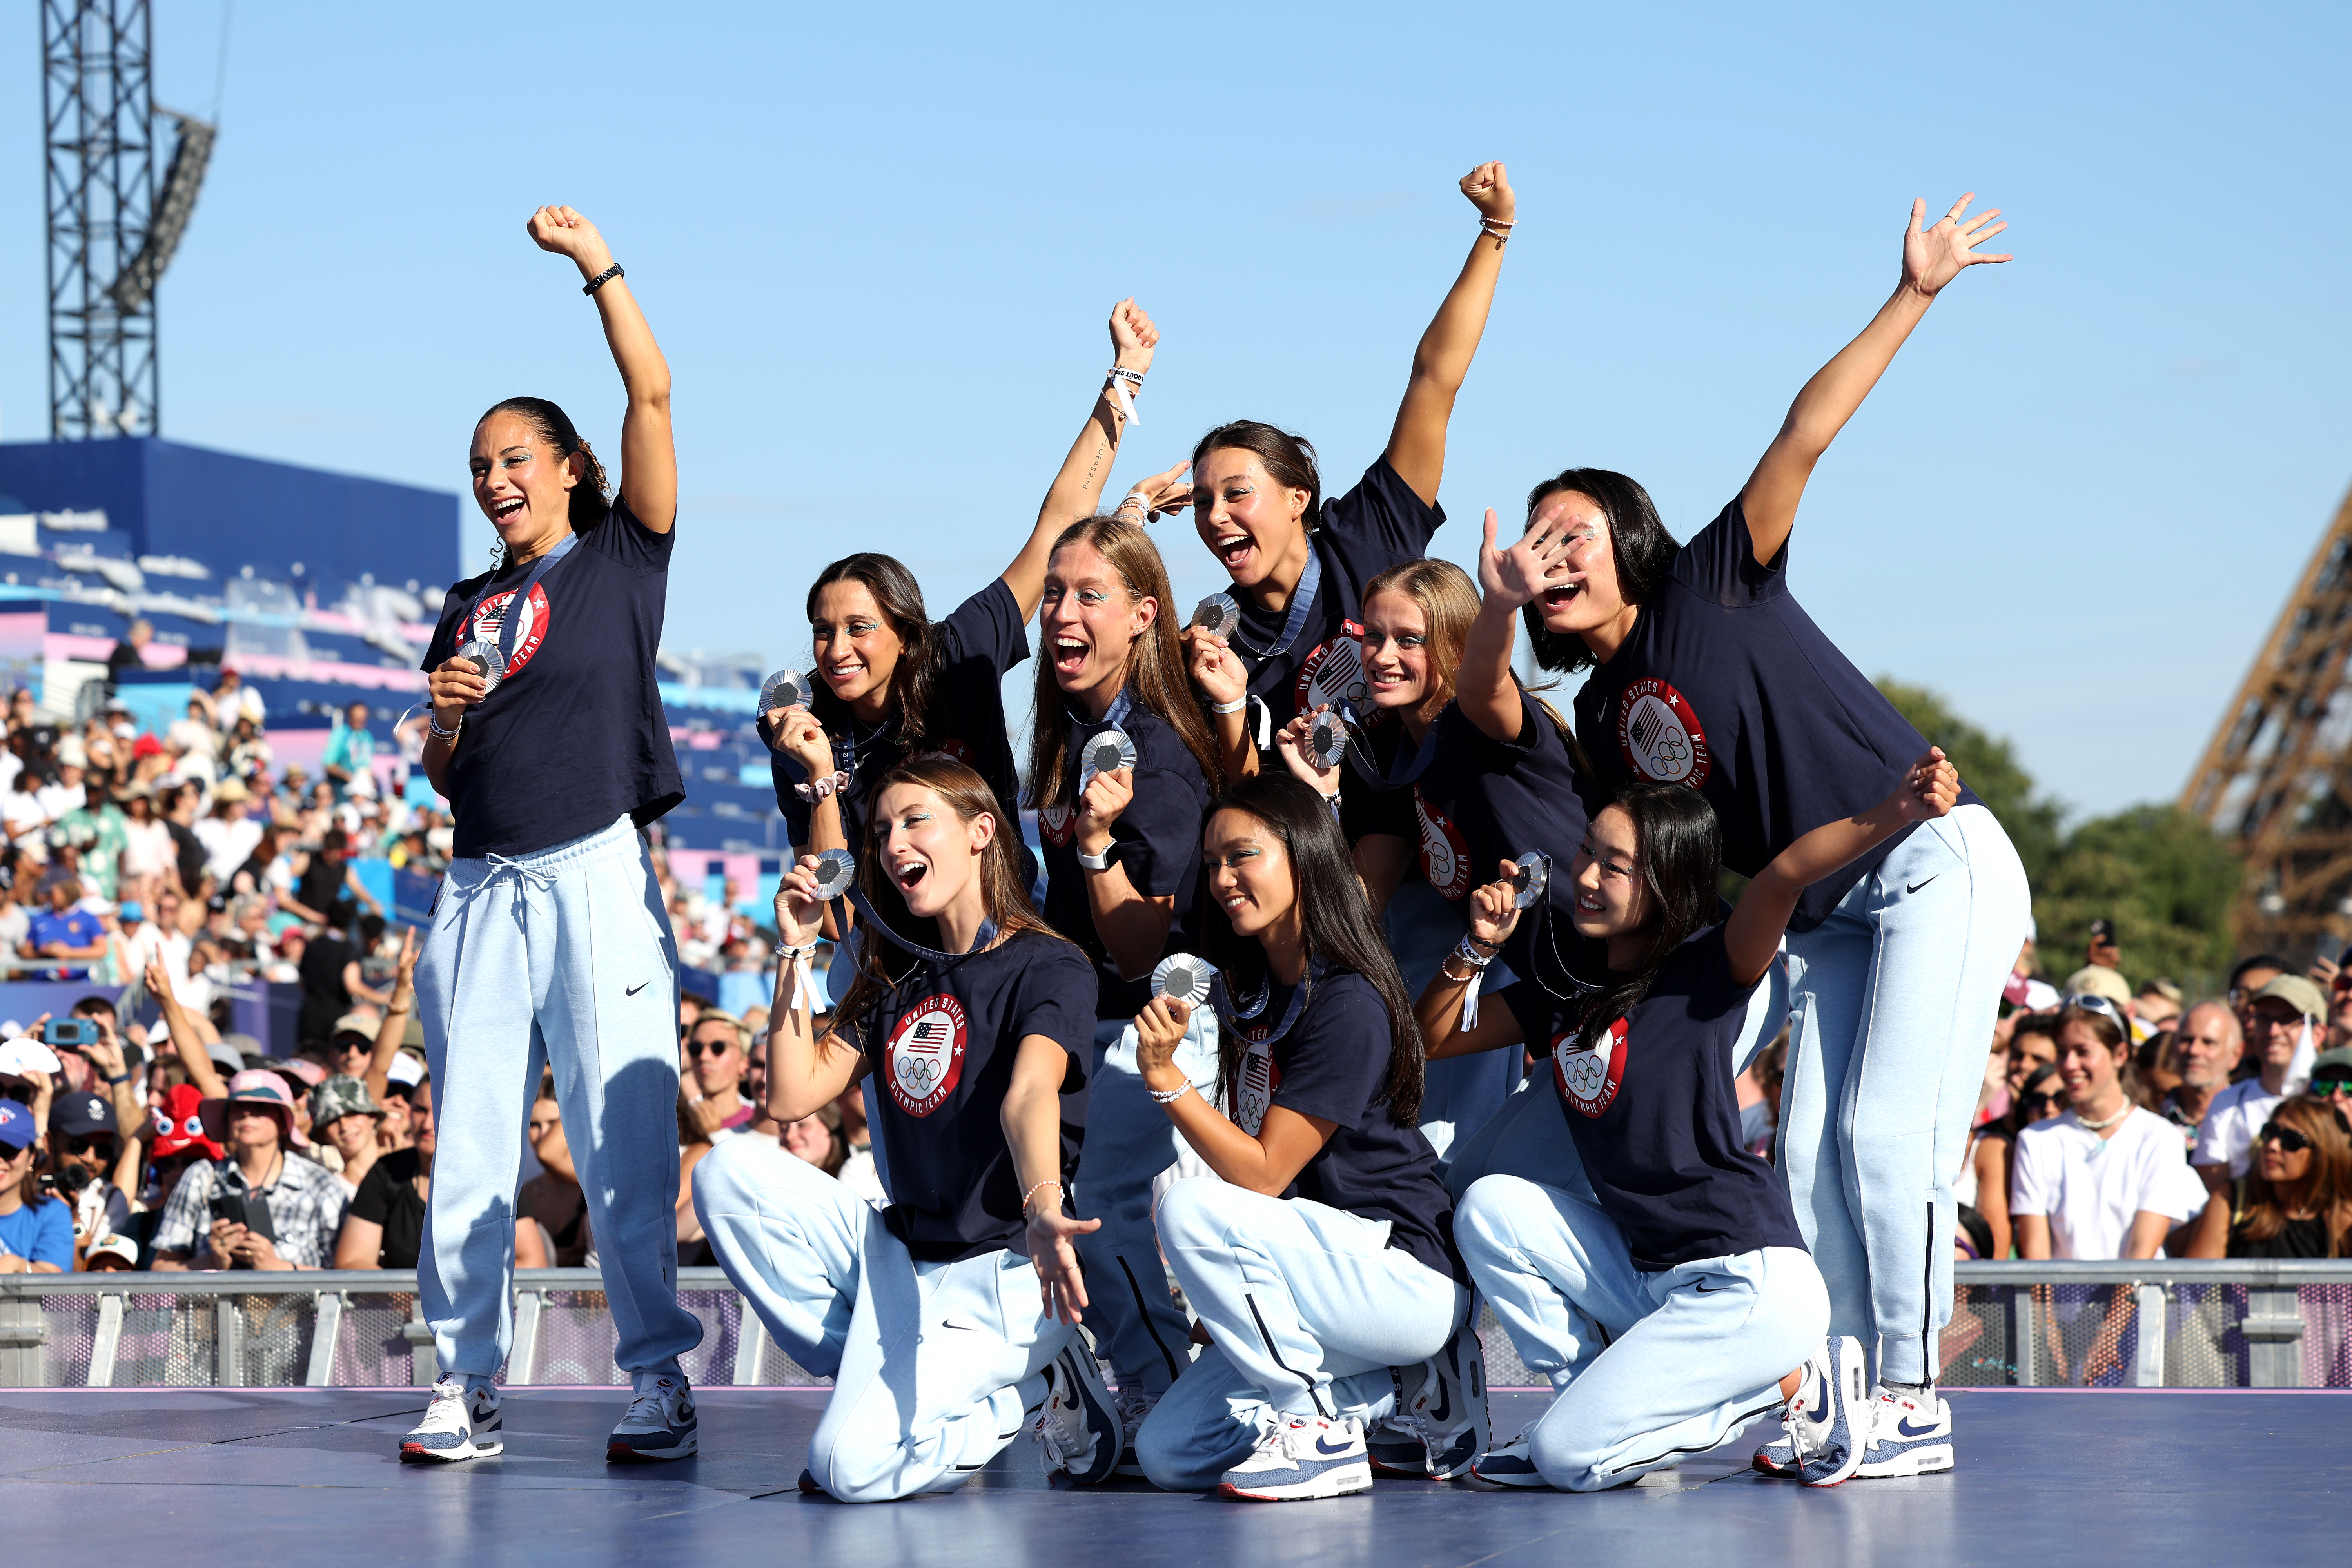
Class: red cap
147,1083,225,1161
132,734,165,759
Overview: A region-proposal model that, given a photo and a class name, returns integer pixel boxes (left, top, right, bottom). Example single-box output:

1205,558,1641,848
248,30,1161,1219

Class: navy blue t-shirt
1407,691,1595,989
1502,925,1805,1272
1230,459,1443,744
839,928,1097,1261
1225,969,1462,1282
1571,498,1979,931
772,577,1031,860
1036,698,1212,1019
423,497,684,858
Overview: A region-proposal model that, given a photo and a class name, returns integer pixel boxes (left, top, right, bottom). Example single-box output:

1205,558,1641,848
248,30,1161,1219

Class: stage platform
6,1386,2347,1563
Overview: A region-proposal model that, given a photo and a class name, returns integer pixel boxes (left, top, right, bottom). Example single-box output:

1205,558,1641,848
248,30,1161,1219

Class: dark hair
1199,773,1423,1125
2230,953,2292,987
476,397,610,531
1572,782,1724,1054
2234,1094,2352,1255
1191,421,1322,531
2006,1059,2065,1136
70,995,114,1021
1519,468,1679,676
802,554,941,752
1024,518,1223,811
835,755,1078,1042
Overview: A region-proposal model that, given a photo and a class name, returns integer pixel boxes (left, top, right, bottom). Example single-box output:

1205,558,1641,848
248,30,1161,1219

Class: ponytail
478,396,610,530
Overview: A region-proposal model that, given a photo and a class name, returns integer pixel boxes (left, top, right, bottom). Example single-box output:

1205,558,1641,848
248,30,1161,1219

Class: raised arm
1459,507,1570,742
365,927,417,1108
1384,162,1515,505
1416,871,1530,1058
1001,300,1163,620
527,206,676,531
146,961,226,1099
762,859,868,1122
1737,194,2010,567
1723,748,1959,985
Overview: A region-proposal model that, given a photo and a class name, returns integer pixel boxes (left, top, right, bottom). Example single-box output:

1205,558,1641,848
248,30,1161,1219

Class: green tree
1877,679,2067,883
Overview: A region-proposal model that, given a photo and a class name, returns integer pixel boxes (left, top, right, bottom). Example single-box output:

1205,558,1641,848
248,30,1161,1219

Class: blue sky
3,2,2348,821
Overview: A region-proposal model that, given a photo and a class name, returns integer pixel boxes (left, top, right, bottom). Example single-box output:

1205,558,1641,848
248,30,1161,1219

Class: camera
42,1018,102,1050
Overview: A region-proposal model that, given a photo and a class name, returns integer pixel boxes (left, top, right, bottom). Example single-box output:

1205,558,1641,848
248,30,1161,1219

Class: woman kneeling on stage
1418,750,1965,1490
692,756,1118,1502
1130,773,1476,1502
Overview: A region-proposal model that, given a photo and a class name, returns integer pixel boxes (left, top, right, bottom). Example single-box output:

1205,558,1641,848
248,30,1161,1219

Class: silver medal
1190,592,1240,641
453,639,506,699
759,668,811,719
1307,710,1350,771
1151,953,1213,1007
809,849,856,901
1510,851,1550,911
1079,726,1138,789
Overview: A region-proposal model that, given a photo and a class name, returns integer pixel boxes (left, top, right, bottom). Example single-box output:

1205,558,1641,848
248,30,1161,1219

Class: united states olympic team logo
887,995,968,1117
1552,1015,1628,1118
1616,677,1711,787
1293,630,1369,716
1414,789,1472,900
1233,1032,1282,1135
1037,800,1074,847
467,583,552,678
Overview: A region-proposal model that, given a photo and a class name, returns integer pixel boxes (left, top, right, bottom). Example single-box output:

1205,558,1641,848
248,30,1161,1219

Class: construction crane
2181,479,2352,961
42,0,215,440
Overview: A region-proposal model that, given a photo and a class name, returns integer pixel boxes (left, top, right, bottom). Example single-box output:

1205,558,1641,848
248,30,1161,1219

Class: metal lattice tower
2181,477,2352,958
43,0,158,439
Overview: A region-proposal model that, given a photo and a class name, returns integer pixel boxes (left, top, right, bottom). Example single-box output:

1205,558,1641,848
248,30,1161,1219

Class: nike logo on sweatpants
626,982,649,996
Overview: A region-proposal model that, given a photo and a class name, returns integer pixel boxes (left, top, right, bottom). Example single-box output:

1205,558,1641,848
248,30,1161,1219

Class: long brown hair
835,755,1075,1039
1023,517,1222,809
1360,559,1479,710
803,554,941,751
2234,1094,2352,1255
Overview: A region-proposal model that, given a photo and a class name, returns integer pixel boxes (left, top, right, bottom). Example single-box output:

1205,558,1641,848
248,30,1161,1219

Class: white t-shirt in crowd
33,779,84,822
194,815,263,883
119,817,175,880
2013,1106,2206,1259
2193,1076,2306,1178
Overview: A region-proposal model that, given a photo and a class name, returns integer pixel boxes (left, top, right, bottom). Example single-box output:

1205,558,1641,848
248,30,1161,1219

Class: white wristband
1210,697,1247,715
1076,846,1113,872
1105,366,1143,426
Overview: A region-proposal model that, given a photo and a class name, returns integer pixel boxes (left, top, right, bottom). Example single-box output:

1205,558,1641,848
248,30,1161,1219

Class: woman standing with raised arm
1136,163,1515,778
1028,517,1221,1473
1516,194,2031,1476
693,757,1117,1501
766,300,1165,999
403,207,704,1467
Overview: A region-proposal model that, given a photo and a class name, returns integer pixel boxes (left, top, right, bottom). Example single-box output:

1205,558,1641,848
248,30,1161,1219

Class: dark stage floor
7,1385,2349,1564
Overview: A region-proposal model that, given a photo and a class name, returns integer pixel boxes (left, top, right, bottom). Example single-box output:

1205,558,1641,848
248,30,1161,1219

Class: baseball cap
0,1101,34,1153
84,1233,140,1269
2310,1045,2352,1078
386,1051,425,1089
308,1074,384,1127
267,1058,327,1092
118,900,145,922
56,736,87,769
2252,974,2328,1022
0,1036,65,1080
198,1068,310,1150
49,1090,117,1138
330,1012,378,1043
131,734,164,759
2062,965,2133,1009
148,1084,225,1161
204,1035,246,1075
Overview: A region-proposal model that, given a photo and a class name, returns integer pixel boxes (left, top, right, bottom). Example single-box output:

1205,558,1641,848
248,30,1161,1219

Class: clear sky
4,2,2348,822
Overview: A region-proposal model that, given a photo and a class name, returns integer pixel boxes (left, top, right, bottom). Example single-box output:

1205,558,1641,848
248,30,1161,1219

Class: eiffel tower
2181,478,2352,961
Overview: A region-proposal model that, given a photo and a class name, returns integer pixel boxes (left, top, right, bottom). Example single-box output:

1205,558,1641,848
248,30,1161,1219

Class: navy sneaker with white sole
1031,1345,1120,1486
607,1370,698,1463
1468,1432,1548,1488
401,1377,503,1463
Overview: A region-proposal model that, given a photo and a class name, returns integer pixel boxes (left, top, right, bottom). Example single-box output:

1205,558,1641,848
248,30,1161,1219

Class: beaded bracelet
1148,1083,1190,1105
1022,1178,1064,1217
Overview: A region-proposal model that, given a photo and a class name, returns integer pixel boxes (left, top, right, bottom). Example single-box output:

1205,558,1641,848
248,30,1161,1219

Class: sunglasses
64,1136,116,1157
2064,993,2130,1027
2257,1122,2314,1154
684,1039,735,1059
2313,1074,2352,1096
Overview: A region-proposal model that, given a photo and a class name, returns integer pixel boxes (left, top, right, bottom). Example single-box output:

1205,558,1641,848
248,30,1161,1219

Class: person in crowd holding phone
148,1070,347,1271
406,205,704,1466
0,1102,71,1274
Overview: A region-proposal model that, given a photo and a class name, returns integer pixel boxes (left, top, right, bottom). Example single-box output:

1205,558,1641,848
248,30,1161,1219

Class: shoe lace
622,1378,678,1424
423,1379,469,1423
1114,1390,1155,1436
1031,1372,1092,1468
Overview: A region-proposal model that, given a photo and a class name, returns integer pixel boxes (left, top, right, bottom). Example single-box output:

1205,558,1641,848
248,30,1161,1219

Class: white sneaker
400,1376,503,1463
1031,1346,1119,1486
1217,1414,1373,1501
1468,1431,1548,1488
607,1370,698,1463
1786,1336,1868,1488
1854,1386,1955,1477
1112,1389,1157,1479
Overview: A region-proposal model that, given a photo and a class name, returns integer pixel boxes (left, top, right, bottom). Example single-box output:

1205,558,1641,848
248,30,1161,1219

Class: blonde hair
1361,559,1481,707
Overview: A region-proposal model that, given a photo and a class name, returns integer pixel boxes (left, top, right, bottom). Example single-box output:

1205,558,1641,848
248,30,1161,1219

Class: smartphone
42,1018,100,1050
206,1191,278,1268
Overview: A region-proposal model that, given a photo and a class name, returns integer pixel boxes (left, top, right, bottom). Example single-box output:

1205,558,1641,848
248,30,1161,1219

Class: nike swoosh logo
1428,1377,1452,1425
1315,1435,1356,1455
1896,1416,1940,1438
1694,1281,1723,1293
940,1317,986,1332
1905,876,1938,895
626,982,649,996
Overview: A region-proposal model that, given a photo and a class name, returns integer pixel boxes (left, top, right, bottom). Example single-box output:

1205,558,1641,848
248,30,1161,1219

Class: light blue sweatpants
1136,1180,1466,1490
1457,1174,1826,1491
692,1135,1066,1501
1779,804,2029,1386
1073,1007,1220,1396
1383,878,1519,1162
1441,955,1787,1205
415,813,703,1381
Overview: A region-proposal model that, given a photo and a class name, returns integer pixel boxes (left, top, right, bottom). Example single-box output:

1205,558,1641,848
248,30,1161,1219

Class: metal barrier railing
4,1261,2350,1390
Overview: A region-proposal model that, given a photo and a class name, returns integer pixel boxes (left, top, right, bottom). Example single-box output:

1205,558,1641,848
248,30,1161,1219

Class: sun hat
198,1067,310,1150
